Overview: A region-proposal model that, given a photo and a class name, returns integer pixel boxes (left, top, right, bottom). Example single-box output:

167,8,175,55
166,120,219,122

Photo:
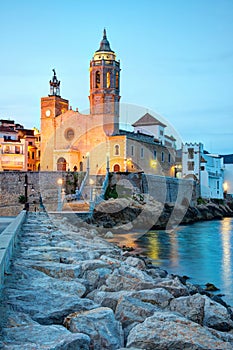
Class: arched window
161,152,164,162
57,157,67,171
114,144,120,156
113,164,120,172
96,71,100,88
107,71,111,88
79,161,83,172
116,72,119,90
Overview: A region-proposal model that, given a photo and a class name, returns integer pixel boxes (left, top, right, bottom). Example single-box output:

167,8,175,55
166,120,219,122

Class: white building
182,143,224,199
132,113,176,148
222,155,233,196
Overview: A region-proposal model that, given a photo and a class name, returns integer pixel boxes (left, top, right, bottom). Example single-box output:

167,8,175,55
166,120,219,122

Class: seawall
0,171,198,216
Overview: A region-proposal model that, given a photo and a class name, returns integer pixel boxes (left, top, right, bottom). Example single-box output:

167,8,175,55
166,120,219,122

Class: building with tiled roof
0,119,40,171
40,30,176,177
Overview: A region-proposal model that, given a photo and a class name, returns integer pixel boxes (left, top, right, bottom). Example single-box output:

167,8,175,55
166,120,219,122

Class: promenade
0,218,15,235
1,212,233,349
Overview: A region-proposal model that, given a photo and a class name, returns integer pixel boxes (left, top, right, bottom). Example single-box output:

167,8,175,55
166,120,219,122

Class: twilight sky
0,0,232,154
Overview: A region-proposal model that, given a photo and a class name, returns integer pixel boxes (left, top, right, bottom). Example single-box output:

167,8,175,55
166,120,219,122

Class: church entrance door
113,164,120,172
57,157,67,171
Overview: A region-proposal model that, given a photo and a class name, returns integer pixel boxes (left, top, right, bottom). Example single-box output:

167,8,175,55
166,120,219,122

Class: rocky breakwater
91,197,233,230
1,213,233,349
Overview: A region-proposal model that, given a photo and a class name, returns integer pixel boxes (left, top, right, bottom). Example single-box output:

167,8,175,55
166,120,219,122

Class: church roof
119,129,161,146
96,29,113,52
132,113,167,128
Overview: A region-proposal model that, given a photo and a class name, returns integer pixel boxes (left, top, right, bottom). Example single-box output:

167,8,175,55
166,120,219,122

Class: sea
112,217,233,306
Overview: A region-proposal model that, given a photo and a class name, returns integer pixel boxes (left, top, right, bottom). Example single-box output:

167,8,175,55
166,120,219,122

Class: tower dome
96,28,113,52
93,29,116,61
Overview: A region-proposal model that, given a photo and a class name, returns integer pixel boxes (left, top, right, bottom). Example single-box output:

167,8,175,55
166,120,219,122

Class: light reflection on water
110,218,233,306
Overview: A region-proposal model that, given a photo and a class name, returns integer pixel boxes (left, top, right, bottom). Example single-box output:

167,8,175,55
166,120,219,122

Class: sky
0,0,232,154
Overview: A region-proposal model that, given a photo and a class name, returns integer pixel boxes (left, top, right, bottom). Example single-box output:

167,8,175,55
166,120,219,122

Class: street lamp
23,174,34,211
57,178,63,211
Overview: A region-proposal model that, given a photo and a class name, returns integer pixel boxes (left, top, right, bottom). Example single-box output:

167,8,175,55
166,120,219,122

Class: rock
4,264,86,296
154,276,189,297
208,328,233,345
100,265,157,292
169,293,205,324
117,348,141,350
104,231,114,238
203,295,233,331
115,295,160,328
205,282,220,291
6,288,98,325
125,256,146,270
81,266,113,293
30,275,86,297
65,307,124,350
87,290,131,312
121,222,133,231
1,324,90,349
126,311,232,349
146,266,168,279
100,254,122,267
131,288,174,308
32,262,82,279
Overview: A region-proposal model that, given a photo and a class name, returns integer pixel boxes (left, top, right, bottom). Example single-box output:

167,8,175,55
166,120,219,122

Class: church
40,30,176,176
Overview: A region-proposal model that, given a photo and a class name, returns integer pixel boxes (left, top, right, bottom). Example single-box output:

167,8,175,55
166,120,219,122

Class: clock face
45,109,51,117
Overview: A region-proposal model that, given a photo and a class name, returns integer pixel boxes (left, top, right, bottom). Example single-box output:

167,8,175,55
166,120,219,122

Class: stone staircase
62,200,90,212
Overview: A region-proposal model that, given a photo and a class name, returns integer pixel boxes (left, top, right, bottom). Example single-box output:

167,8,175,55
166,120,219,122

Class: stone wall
0,171,85,216
145,174,198,206
110,172,198,206
0,171,198,216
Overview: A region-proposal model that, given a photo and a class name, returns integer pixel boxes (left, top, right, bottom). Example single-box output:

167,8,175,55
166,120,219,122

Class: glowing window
96,71,100,88
116,72,119,89
107,71,111,88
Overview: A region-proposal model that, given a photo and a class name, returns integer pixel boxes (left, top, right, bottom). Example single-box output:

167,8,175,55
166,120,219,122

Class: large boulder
32,262,82,279
169,293,205,324
124,256,146,270
1,324,90,350
115,295,160,328
126,311,232,349
7,288,98,325
203,295,233,331
154,276,189,297
65,307,124,350
130,288,174,308
87,290,132,312
100,265,157,292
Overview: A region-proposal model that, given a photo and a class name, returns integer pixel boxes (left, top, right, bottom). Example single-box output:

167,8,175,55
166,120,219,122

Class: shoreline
2,212,233,348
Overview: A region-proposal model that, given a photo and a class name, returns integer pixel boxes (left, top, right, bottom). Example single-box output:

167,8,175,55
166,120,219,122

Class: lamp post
23,174,34,211
57,178,63,211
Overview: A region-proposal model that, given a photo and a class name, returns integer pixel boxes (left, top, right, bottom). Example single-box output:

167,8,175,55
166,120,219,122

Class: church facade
40,30,176,176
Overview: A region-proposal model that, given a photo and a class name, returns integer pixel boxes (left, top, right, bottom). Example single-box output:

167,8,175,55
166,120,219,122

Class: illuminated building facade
0,119,40,171
40,30,176,176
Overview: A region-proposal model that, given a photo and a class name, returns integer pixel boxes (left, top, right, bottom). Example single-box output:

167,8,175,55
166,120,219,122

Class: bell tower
89,29,121,135
40,69,69,170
